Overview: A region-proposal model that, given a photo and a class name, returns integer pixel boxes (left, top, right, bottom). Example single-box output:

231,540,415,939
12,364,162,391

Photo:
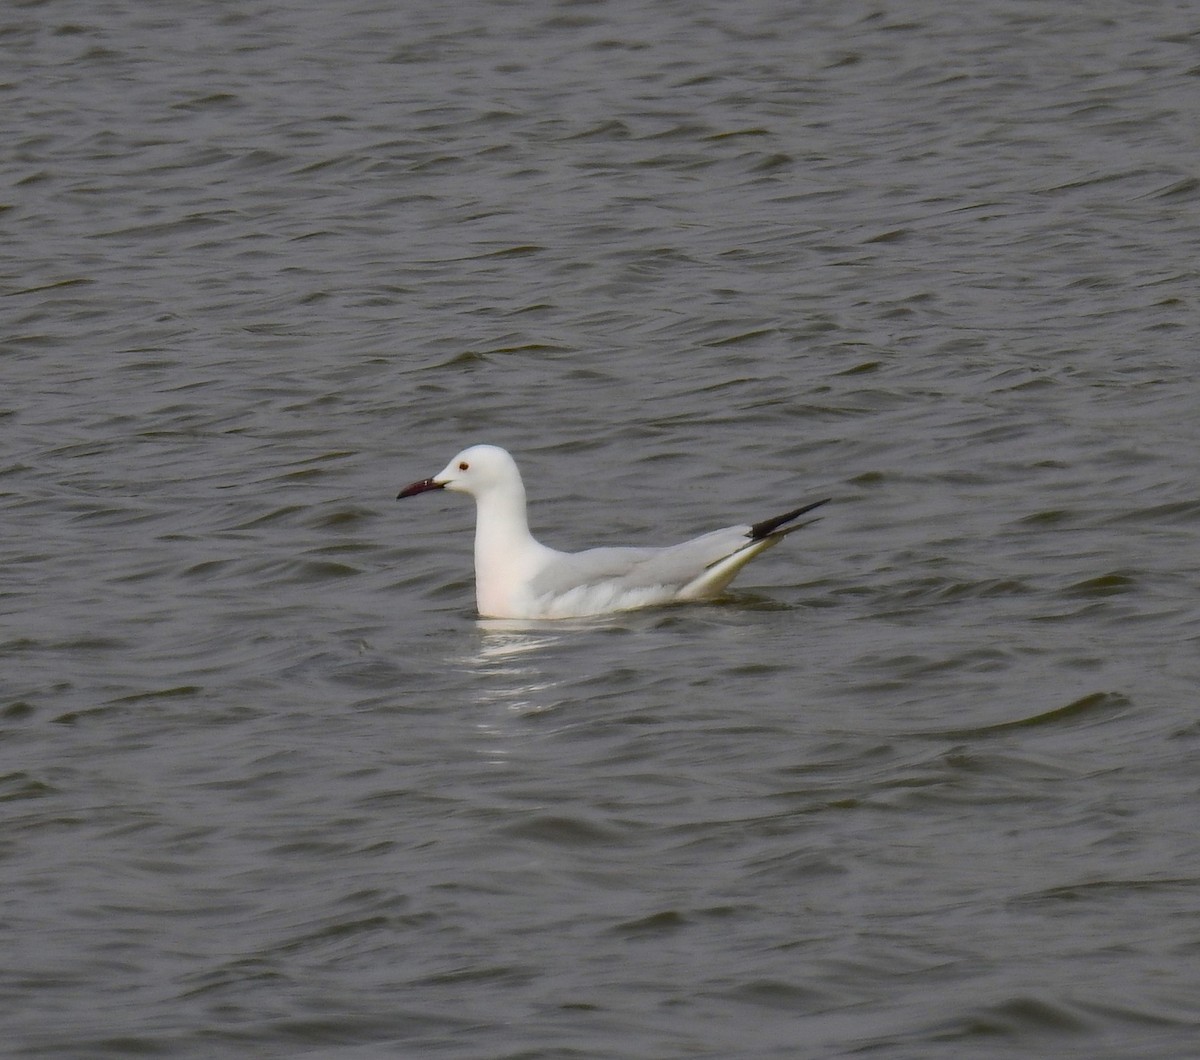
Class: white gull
397,444,829,620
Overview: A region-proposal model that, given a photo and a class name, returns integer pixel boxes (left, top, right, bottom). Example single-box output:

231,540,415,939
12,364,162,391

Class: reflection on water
461,617,639,747
461,620,574,723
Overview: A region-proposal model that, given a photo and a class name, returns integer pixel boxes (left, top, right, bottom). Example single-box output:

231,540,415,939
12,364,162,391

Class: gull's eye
458,461,469,471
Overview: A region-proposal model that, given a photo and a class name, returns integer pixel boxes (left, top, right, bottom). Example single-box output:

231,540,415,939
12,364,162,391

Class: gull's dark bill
397,477,445,499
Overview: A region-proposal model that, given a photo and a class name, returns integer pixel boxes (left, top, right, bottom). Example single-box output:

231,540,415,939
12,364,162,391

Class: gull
397,444,829,620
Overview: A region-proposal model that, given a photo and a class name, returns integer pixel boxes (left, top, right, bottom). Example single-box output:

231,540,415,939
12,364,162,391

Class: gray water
4,1,1200,1057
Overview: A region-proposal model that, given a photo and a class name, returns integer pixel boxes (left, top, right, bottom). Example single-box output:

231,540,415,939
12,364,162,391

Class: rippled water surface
4,1,1200,1057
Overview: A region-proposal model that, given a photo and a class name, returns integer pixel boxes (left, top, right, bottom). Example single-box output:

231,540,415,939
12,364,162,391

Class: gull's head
397,444,520,500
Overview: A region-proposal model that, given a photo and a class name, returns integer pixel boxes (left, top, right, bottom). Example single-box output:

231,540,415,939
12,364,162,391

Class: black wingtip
748,497,831,540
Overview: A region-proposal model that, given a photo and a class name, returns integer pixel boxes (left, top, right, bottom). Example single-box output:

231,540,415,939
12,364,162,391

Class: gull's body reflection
468,620,569,716
456,617,635,754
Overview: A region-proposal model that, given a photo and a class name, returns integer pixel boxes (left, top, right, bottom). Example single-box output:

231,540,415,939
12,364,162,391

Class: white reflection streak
459,621,568,741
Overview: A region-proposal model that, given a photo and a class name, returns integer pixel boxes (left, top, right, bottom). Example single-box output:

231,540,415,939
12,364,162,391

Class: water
4,1,1200,1056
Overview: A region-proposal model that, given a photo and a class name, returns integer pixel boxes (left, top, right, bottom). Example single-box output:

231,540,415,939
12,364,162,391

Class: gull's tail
748,497,831,541
678,497,831,601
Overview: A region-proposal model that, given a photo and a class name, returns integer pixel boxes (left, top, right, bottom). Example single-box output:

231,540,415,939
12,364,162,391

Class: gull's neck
471,478,547,616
